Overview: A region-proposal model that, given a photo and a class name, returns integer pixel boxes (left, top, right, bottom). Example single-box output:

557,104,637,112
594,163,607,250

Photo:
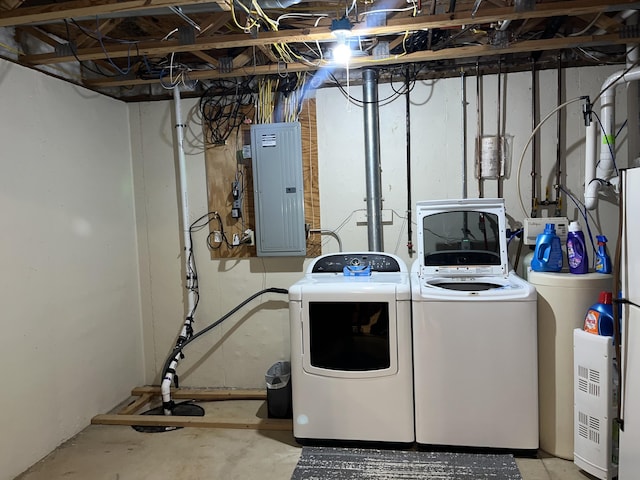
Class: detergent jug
531,223,563,272
567,221,588,274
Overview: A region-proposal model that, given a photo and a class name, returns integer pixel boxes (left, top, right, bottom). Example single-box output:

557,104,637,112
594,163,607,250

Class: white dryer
411,198,538,451
289,252,414,444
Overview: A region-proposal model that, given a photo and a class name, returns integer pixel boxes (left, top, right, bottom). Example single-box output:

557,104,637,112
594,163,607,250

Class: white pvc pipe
594,10,638,35
585,66,640,210
160,86,196,415
584,120,598,210
627,37,640,168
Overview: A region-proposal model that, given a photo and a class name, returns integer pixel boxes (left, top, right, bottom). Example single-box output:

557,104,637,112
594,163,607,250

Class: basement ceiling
0,0,639,101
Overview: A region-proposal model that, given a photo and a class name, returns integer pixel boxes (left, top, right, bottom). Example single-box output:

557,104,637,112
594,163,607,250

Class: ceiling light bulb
333,42,352,64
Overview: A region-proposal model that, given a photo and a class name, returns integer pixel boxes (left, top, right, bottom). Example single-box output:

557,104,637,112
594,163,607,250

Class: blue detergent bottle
595,235,612,274
531,223,563,272
567,221,588,274
583,291,615,337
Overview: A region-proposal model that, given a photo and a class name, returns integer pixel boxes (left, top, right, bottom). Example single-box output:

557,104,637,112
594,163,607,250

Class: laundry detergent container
529,271,613,459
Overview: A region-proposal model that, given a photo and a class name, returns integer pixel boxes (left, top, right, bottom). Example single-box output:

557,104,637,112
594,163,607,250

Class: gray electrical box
251,122,306,256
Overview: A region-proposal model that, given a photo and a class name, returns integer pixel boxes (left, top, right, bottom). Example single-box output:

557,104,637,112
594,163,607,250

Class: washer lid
416,198,508,277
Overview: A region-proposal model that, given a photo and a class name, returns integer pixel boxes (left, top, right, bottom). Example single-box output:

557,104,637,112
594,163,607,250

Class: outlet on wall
241,229,255,246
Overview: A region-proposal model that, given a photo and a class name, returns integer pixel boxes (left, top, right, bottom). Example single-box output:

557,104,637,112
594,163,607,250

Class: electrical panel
251,122,306,257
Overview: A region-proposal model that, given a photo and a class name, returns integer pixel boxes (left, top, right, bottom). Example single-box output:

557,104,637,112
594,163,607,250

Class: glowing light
332,41,352,64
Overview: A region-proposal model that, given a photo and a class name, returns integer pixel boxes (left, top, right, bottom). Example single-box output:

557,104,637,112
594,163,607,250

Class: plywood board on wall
204,99,320,259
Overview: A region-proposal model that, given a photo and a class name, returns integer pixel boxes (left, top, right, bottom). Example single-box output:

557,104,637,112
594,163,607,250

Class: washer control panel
310,253,401,273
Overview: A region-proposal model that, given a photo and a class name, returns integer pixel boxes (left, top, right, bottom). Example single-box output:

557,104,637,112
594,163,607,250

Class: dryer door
301,287,399,378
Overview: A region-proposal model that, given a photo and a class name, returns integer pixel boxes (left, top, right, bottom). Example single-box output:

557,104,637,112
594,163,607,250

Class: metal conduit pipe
531,59,538,217
497,57,503,198
476,63,484,198
461,69,468,199
554,53,563,216
626,15,640,167
363,68,384,251
405,67,414,254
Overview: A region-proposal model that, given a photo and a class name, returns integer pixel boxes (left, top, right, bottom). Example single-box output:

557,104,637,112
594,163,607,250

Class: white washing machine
411,198,538,451
288,252,414,444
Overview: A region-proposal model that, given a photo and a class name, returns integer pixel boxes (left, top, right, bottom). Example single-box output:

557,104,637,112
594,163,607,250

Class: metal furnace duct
362,68,384,251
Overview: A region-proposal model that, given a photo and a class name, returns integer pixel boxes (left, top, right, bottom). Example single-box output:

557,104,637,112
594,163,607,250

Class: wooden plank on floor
117,393,155,415
131,386,267,401
91,414,293,431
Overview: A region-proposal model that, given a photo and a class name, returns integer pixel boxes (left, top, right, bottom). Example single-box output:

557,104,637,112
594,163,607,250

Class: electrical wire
63,19,125,78
199,79,255,144
515,96,586,217
559,185,598,260
591,110,619,176
184,211,229,324
329,64,423,107
160,287,289,391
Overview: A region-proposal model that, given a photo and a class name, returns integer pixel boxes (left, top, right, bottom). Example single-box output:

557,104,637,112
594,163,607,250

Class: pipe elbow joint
585,182,600,211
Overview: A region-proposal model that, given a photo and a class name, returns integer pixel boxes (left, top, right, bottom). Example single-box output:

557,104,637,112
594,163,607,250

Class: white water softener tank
529,271,613,459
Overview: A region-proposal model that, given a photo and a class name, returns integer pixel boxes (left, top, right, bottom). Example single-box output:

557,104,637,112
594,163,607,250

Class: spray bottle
595,235,612,274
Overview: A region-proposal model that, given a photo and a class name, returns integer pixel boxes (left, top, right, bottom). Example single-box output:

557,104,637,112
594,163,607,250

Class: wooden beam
93,59,121,74
86,32,629,87
576,13,621,33
0,0,225,28
91,414,293,431
18,26,61,47
192,50,219,66
117,393,154,415
257,44,279,63
197,12,232,37
388,36,405,51
213,0,231,12
21,0,640,66
232,47,253,68
0,0,25,11
76,18,124,49
131,386,268,400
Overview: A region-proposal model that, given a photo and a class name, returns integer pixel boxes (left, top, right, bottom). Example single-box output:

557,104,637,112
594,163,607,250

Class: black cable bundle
199,79,255,145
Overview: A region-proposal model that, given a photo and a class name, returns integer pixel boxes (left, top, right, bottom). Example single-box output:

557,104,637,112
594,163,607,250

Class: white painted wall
132,64,628,391
0,59,144,480
130,99,299,388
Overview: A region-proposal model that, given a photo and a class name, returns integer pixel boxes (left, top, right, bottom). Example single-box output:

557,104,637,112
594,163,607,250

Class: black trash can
265,361,292,419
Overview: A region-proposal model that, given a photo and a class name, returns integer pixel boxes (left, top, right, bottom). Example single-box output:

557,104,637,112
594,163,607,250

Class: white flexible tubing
585,67,640,210
584,120,599,210
516,97,585,218
160,86,195,415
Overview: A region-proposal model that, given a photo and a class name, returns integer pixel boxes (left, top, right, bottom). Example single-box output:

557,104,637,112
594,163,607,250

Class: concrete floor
15,400,597,480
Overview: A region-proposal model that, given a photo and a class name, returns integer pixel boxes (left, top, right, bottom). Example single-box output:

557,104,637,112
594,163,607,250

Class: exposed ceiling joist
74,18,124,48
21,0,640,66
86,32,629,88
2,0,638,100
0,0,223,28
0,0,26,11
